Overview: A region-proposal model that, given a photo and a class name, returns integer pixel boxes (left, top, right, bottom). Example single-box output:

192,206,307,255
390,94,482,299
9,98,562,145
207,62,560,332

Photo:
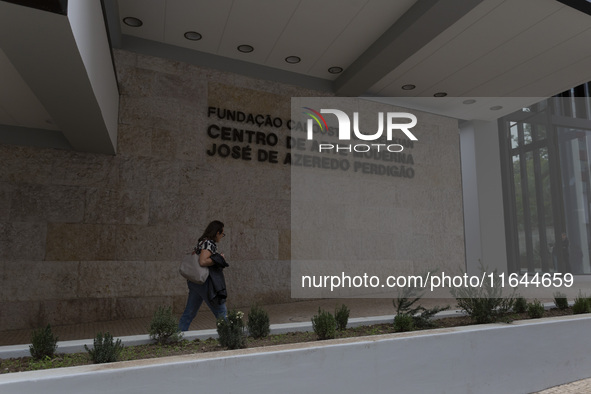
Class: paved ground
0,297,588,393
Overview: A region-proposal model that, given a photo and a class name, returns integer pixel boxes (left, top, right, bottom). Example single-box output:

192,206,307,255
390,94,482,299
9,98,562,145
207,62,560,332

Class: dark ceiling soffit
120,35,334,93
556,0,591,16
102,0,122,49
1,0,67,15
0,124,72,150
334,0,485,97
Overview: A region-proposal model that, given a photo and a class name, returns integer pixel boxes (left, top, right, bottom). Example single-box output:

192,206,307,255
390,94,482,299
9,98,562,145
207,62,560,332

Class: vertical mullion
547,98,566,272
532,143,549,272
500,120,520,274
518,123,534,273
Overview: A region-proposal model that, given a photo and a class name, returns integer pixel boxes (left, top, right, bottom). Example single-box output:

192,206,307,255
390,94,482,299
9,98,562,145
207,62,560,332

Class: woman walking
178,220,228,331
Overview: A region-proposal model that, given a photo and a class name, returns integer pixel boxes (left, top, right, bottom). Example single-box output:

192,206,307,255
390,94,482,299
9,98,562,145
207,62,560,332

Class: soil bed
0,307,574,374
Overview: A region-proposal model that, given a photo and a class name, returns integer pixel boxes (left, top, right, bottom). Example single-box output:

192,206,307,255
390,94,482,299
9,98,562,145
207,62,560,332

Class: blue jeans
178,280,227,331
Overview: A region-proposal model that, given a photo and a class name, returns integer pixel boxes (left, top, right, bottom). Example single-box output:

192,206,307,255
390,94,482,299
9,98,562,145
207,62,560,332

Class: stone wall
0,49,465,331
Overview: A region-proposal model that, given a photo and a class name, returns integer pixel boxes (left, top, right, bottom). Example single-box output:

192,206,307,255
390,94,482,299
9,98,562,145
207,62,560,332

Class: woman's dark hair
199,220,224,242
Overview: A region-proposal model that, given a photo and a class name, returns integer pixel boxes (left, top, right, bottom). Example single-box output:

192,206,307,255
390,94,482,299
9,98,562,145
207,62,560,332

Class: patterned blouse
195,239,217,255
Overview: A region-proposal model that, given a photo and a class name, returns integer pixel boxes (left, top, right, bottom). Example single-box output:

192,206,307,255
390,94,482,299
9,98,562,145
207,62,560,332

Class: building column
460,120,508,275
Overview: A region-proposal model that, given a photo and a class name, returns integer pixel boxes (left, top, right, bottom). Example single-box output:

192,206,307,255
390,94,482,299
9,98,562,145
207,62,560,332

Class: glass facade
500,83,591,274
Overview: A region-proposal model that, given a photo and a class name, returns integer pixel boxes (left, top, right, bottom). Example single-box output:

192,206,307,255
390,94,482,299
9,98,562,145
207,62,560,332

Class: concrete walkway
0,298,589,393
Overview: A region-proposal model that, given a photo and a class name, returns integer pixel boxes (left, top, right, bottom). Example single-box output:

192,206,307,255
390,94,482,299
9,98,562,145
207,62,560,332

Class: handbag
179,251,209,284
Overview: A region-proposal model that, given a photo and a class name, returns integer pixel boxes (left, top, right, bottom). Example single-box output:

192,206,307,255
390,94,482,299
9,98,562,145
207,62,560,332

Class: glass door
504,118,558,273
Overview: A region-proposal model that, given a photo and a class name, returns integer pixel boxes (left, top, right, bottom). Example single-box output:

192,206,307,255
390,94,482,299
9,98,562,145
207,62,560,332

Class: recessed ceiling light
285,56,301,64
328,67,343,74
123,17,143,27
401,84,416,90
434,92,447,97
237,45,254,53
184,31,202,41
463,99,476,105
490,106,503,111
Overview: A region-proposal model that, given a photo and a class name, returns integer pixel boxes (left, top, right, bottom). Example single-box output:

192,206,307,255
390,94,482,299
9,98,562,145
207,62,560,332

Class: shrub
513,296,528,313
29,324,58,360
149,306,183,344
393,271,449,329
334,304,350,331
553,292,569,310
572,293,591,315
392,271,449,329
247,304,270,339
217,310,247,349
527,299,545,318
84,332,124,364
393,314,414,332
450,263,515,324
311,308,336,340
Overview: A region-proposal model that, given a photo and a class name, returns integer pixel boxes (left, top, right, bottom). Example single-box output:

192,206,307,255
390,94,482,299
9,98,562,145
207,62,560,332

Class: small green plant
311,308,336,340
513,296,527,313
247,304,270,339
149,306,183,344
334,304,350,331
393,314,414,332
217,310,247,349
553,292,569,310
450,263,515,324
572,292,591,315
393,271,450,329
29,324,58,360
527,299,545,318
84,332,124,364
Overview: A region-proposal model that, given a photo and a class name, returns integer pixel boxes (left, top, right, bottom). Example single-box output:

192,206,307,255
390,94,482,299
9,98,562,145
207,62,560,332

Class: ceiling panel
378,0,564,97
164,0,233,53
465,27,591,96
216,0,300,64
306,0,416,80
119,0,166,42
510,53,591,97
429,6,591,97
263,0,370,74
368,0,506,95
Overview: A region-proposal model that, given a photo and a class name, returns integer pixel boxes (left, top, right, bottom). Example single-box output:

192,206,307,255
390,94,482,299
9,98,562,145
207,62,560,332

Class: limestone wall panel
148,190,208,226
112,296,175,320
0,222,46,261
229,227,278,261
84,188,149,225
224,260,291,306
10,184,85,223
0,260,79,302
0,145,59,185
49,151,119,188
0,183,14,222
42,298,115,325
117,124,152,157
143,260,186,297
153,72,203,101
119,96,182,129
45,223,118,261
115,225,175,261
78,261,148,298
0,301,41,331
